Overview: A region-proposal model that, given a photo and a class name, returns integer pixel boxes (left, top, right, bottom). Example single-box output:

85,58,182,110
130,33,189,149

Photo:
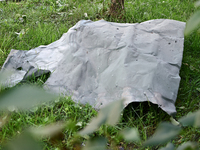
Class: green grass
0,97,98,149
0,0,200,149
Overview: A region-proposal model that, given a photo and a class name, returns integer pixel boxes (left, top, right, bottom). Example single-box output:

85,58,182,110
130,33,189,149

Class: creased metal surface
1,19,185,115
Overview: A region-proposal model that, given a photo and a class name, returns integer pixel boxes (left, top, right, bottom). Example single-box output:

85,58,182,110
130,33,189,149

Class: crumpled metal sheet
1,19,185,115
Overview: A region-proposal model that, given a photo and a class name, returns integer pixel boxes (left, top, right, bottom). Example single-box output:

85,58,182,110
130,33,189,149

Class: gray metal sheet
1,19,185,115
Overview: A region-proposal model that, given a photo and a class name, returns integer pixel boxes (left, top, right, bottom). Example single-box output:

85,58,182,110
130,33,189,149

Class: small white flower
8,106,16,112
44,117,49,122
55,98,60,103
84,13,88,18
76,122,82,127
30,106,38,112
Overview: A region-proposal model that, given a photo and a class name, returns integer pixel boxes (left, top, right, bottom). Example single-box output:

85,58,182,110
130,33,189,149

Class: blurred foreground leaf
0,85,57,111
0,114,9,128
29,122,67,148
29,122,66,138
159,143,175,150
178,110,200,127
195,0,200,7
184,10,200,36
2,132,43,150
194,110,200,127
176,142,198,150
82,137,107,150
143,122,181,147
120,128,140,142
0,71,12,90
0,71,11,82
79,100,124,135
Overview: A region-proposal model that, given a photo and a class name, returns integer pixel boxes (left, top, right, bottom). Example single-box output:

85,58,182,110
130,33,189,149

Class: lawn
0,0,200,149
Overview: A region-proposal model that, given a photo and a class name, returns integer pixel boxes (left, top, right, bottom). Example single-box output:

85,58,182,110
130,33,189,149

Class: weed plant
0,0,200,149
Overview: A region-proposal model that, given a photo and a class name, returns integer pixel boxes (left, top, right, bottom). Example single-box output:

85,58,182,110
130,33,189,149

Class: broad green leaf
121,128,140,142
179,112,196,127
176,142,198,150
105,99,124,125
159,143,175,150
0,71,12,89
79,100,124,135
178,110,200,127
0,114,9,128
29,122,66,138
196,88,200,92
143,122,181,147
0,85,57,111
195,1,200,7
194,110,200,127
82,137,107,150
78,112,107,135
184,10,200,36
2,132,43,150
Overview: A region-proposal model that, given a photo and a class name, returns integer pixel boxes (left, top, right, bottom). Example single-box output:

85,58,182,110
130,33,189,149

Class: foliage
0,79,199,149
185,0,200,36
79,100,124,136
